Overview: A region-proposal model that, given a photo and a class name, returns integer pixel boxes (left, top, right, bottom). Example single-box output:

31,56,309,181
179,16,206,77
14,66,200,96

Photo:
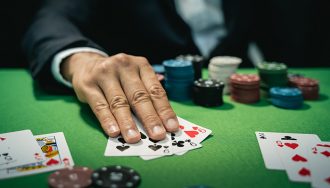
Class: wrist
60,52,105,82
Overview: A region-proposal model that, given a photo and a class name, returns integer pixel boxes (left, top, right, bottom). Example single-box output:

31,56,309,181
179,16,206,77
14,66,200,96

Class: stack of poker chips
176,54,205,80
162,59,194,101
269,87,304,109
229,74,260,104
289,77,319,100
208,56,242,94
193,79,225,107
257,62,288,90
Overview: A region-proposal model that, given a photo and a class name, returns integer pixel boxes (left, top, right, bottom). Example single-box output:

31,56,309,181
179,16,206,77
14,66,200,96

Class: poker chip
289,77,319,100
193,79,224,107
257,62,288,90
229,74,260,104
48,166,93,188
152,64,165,75
176,54,205,80
162,59,195,101
208,56,242,94
269,87,304,109
92,165,141,188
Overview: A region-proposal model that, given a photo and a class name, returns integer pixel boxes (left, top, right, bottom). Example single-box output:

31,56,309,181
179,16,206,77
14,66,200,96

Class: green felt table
0,68,329,188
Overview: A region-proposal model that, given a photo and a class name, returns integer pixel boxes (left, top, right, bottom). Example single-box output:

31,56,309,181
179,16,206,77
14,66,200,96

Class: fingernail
152,125,165,135
166,119,178,129
127,129,139,138
108,125,119,134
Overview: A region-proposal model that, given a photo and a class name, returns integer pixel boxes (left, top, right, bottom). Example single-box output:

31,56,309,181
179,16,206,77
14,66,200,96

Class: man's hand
61,52,179,143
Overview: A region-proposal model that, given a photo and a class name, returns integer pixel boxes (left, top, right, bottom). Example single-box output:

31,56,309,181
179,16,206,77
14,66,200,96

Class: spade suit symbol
281,136,297,140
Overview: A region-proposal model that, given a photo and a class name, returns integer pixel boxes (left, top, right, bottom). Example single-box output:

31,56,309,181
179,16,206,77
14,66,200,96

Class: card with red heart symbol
255,132,321,171
0,132,73,180
104,116,173,157
177,117,212,144
274,134,321,182
308,142,330,188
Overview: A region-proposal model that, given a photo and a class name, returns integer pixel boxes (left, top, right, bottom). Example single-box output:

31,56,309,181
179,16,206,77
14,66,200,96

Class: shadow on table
177,100,235,111
315,93,328,102
79,103,108,137
32,82,76,103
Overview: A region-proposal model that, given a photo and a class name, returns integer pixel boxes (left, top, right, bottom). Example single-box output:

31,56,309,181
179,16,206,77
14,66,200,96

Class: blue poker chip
163,59,194,80
152,64,165,74
270,87,303,100
162,59,192,67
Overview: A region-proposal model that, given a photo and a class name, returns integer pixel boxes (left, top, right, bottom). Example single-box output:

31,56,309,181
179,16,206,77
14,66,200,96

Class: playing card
0,132,74,179
274,134,320,182
255,132,320,170
177,117,212,144
140,128,203,160
104,116,173,156
0,130,44,170
308,142,330,188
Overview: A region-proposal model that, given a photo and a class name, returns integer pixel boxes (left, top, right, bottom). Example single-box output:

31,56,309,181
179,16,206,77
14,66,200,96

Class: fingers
83,87,120,138
138,59,179,132
118,65,166,141
97,74,141,144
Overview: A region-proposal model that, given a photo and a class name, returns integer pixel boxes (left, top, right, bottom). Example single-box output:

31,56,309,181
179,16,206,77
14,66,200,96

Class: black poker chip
176,54,205,80
193,79,224,107
91,165,141,188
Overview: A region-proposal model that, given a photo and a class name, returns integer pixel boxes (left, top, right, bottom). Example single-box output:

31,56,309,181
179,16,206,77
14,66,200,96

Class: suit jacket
22,0,255,92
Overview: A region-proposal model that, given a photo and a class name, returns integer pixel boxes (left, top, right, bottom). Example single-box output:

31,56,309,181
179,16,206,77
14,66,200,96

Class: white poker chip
209,56,242,67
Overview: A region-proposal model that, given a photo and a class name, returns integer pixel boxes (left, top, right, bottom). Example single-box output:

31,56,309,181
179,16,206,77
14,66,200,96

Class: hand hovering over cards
61,52,179,143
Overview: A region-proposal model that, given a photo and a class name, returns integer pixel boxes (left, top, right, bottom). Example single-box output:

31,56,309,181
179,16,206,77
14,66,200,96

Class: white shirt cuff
51,47,108,88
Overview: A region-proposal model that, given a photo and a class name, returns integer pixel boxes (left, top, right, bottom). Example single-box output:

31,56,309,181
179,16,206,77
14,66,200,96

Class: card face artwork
255,132,321,171
0,132,74,179
308,142,330,188
104,116,173,156
177,117,212,144
0,130,44,170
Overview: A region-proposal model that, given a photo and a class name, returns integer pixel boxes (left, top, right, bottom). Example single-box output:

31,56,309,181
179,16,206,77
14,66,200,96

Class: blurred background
0,0,329,68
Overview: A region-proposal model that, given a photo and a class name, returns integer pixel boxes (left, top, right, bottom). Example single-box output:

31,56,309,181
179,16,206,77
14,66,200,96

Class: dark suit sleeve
22,0,105,92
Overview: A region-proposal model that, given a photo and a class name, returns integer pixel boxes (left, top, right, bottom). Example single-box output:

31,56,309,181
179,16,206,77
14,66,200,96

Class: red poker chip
289,77,319,87
231,94,260,104
48,167,93,188
230,74,260,86
231,82,260,90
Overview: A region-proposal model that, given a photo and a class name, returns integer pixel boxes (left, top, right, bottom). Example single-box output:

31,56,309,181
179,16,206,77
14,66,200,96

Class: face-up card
177,117,212,144
255,132,321,170
308,142,330,188
0,130,44,170
104,116,173,156
140,129,203,160
0,132,74,180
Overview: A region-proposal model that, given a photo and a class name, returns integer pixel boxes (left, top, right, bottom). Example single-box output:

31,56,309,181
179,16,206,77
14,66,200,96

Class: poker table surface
0,68,329,188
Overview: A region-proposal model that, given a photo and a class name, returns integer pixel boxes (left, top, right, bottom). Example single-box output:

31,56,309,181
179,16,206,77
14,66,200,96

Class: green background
0,68,329,188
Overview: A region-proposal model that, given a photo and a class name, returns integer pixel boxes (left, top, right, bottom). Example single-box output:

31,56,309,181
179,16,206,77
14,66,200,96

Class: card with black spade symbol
104,116,173,156
255,132,321,172
140,129,202,160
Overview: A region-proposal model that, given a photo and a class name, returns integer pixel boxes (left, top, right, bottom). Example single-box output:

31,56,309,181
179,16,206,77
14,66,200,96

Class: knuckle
149,84,166,99
93,101,110,113
113,53,129,64
110,95,129,111
143,114,161,126
131,90,150,106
